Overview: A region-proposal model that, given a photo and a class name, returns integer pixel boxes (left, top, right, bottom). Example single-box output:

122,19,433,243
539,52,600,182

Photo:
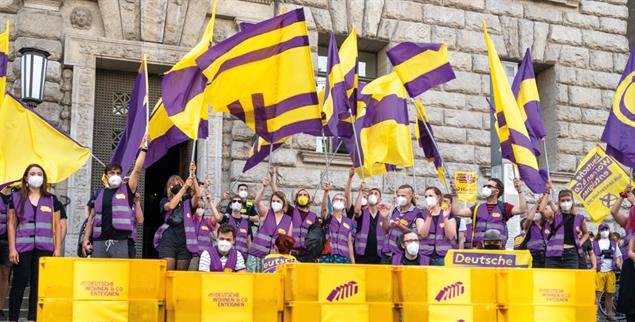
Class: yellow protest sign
568,146,629,223
454,171,478,202
445,249,533,268
201,274,254,322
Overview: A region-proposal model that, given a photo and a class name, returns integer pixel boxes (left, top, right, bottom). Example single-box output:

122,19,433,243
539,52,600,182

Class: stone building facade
0,0,632,256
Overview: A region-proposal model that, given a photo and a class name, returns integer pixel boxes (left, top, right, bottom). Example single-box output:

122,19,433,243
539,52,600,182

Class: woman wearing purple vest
8,164,64,322
381,184,424,264
246,176,293,272
420,186,457,266
320,182,355,264
518,193,550,268
610,184,635,261
353,182,388,264
541,189,590,269
155,161,202,271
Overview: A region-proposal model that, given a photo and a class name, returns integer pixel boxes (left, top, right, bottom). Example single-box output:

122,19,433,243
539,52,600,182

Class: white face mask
230,201,243,212
406,242,419,256
600,231,610,239
396,196,408,207
108,175,122,188
560,201,573,211
238,190,248,199
333,200,345,211
361,198,368,207
533,213,542,222
195,208,205,216
271,201,283,212
28,175,44,188
368,195,379,205
425,196,438,207
217,240,232,253
481,187,492,198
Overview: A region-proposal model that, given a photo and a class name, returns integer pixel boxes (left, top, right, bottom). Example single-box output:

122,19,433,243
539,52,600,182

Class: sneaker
607,314,617,321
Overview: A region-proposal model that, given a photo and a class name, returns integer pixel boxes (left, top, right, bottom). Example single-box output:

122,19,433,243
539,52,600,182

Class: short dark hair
443,194,455,201
397,184,414,193
489,178,504,198
218,223,236,239
104,163,123,175
397,230,418,250
369,188,382,196
237,183,248,190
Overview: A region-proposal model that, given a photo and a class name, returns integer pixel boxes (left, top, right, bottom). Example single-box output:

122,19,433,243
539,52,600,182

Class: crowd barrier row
37,257,596,322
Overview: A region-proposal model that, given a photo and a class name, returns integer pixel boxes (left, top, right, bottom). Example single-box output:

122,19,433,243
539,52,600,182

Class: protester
595,223,623,321
479,229,505,250
214,194,251,260
219,183,258,222
452,178,527,248
420,186,456,266
391,231,428,266
153,161,202,271
198,224,246,272
320,182,355,264
128,192,144,258
517,193,550,268
353,182,389,264
580,235,596,270
381,184,424,264
610,184,635,261
247,176,293,272
344,167,358,217
83,136,148,258
263,234,297,273
190,192,220,271
443,194,461,246
0,186,11,319
541,187,590,269
8,164,64,322
617,235,635,322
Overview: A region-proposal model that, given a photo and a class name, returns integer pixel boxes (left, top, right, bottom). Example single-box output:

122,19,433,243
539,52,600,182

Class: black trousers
545,248,579,269
530,250,545,268
9,249,52,321
355,254,382,264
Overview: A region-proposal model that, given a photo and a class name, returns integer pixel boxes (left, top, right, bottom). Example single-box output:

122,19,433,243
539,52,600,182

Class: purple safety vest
354,208,386,257
12,192,55,253
248,210,292,258
196,217,213,255
593,239,620,272
473,203,508,245
128,204,138,242
226,214,249,258
291,206,317,249
327,214,354,258
391,253,430,266
420,210,456,257
0,195,7,235
382,206,422,256
92,185,134,239
152,198,199,254
525,223,548,252
545,212,584,258
464,222,473,249
204,246,238,272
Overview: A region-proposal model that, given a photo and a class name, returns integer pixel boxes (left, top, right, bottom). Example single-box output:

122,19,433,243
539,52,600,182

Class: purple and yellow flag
0,21,9,102
110,56,149,175
414,100,447,187
195,8,322,143
243,136,287,173
321,33,349,137
386,42,456,98
334,29,359,138
601,47,635,168
511,48,546,155
484,21,546,194
144,99,190,168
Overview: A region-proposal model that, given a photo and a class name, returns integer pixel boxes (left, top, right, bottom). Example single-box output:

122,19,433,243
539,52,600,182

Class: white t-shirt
459,218,471,232
198,248,246,272
598,239,622,273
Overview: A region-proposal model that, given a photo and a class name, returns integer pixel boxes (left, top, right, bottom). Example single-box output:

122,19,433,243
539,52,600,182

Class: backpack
303,216,331,261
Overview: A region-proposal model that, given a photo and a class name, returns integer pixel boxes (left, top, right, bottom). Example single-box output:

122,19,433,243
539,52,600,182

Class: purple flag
601,47,635,168
111,59,148,174
243,136,286,172
511,48,545,156
322,33,350,138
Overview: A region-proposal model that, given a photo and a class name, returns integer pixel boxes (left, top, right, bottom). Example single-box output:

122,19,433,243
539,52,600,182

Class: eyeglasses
231,200,242,204
404,239,419,244
483,184,496,189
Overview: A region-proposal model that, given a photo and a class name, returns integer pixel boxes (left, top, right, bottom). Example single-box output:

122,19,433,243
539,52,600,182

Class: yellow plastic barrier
37,257,166,322
165,271,284,322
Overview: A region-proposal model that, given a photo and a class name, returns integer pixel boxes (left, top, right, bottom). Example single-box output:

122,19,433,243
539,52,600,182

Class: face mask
368,195,379,205
560,201,573,211
396,196,407,207
361,198,368,207
533,213,542,222
333,200,345,211
481,187,492,198
483,244,501,250
217,240,232,253
406,243,419,256
238,190,248,199
271,201,283,212
230,201,243,212
171,184,182,195
107,175,122,188
196,208,205,216
425,196,438,207
297,195,309,206
28,175,44,188
600,231,610,239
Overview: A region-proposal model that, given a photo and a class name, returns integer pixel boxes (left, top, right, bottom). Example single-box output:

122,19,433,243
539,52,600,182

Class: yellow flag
568,146,629,223
0,94,90,184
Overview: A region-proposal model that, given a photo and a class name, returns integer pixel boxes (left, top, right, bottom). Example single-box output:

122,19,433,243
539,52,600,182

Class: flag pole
143,54,150,134
541,139,551,180
350,116,366,181
90,152,106,167
267,141,274,175
312,139,344,200
321,129,330,182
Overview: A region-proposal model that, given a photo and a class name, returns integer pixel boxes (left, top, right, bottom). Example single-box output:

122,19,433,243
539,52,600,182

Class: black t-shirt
582,239,592,253
87,185,134,241
220,214,253,237
403,255,421,266
159,196,191,244
562,214,576,246
356,210,378,257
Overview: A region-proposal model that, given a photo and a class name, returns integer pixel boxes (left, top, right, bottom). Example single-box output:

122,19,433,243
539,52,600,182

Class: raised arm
450,182,473,217
128,135,148,192
419,213,432,238
379,203,391,234
189,162,201,208
539,181,554,219
321,182,332,218
345,168,354,210
353,182,367,218
255,177,270,220
611,184,633,227
443,214,457,241
134,193,144,224
269,167,278,192
164,179,190,211
510,178,528,215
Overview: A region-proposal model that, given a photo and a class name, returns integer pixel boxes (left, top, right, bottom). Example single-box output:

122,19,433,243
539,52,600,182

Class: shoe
607,315,617,321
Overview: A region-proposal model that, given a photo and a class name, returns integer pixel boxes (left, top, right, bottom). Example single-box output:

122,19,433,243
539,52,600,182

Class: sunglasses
483,184,497,189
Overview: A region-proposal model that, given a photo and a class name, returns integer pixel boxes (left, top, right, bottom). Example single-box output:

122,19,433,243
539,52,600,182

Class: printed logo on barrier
434,281,465,302
326,281,359,302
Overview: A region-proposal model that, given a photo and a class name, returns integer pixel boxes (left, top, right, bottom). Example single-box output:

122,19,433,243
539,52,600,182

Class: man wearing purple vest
353,182,389,264
381,184,424,264
595,223,623,321
610,184,635,261
199,224,246,272
83,136,148,258
452,178,527,249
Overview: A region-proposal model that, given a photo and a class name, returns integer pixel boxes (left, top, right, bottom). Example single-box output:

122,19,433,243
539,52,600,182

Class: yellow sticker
306,219,313,225
40,206,52,213
239,228,248,234
115,193,126,200
278,228,286,234
399,219,408,226
491,212,501,218
440,223,445,228
223,268,233,272
201,226,209,231
343,222,350,229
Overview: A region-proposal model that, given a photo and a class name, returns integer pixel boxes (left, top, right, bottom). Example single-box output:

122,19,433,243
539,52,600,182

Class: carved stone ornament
70,6,93,30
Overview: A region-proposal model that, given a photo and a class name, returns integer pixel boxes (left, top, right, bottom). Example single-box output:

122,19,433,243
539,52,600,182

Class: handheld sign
454,171,478,202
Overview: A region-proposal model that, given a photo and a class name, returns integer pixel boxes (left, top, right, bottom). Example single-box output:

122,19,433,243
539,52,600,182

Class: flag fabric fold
144,99,190,168
414,100,447,187
243,136,288,172
195,8,322,143
386,42,456,98
0,93,91,185
321,33,349,137
484,21,546,194
601,47,635,168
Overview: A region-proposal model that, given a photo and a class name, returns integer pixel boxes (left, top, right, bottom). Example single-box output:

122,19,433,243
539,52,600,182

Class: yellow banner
201,274,254,322
568,146,630,223
445,249,533,268
455,171,478,202
318,266,366,303
73,261,129,300
72,301,128,322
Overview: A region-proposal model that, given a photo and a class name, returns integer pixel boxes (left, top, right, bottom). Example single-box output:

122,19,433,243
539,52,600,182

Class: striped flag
484,21,546,194
321,33,350,137
414,100,447,187
243,136,288,173
195,8,322,143
386,42,456,97
0,21,9,103
144,99,189,168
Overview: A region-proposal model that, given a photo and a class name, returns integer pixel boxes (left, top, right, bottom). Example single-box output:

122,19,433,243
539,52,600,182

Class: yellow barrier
165,271,284,322
37,257,166,322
